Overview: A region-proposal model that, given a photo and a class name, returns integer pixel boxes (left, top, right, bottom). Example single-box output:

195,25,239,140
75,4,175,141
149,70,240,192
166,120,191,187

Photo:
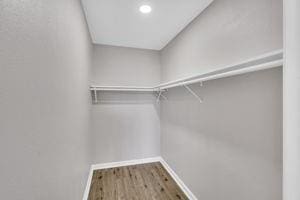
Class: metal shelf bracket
183,85,203,103
93,88,98,103
156,90,167,102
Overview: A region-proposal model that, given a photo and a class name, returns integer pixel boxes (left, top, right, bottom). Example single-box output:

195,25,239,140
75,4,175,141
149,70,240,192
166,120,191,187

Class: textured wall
91,45,161,164
161,68,282,200
161,0,283,82
0,0,92,199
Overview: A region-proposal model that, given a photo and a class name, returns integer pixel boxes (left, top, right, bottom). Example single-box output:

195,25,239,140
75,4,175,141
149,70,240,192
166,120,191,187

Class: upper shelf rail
154,49,283,90
90,49,283,92
90,86,158,92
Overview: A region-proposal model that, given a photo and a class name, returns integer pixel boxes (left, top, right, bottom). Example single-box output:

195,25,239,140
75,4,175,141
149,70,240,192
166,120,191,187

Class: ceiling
81,0,213,50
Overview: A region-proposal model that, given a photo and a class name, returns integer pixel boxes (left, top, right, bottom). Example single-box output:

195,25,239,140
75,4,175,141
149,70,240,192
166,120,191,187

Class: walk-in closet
1,0,299,200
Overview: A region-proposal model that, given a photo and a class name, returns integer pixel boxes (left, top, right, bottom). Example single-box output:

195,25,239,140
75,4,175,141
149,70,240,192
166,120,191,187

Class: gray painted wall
0,0,283,199
161,68,282,200
160,0,283,199
0,0,92,199
91,45,161,86
161,0,283,82
91,45,160,164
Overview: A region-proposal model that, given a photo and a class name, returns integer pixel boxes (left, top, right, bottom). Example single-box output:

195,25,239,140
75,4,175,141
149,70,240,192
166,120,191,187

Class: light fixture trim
139,5,152,14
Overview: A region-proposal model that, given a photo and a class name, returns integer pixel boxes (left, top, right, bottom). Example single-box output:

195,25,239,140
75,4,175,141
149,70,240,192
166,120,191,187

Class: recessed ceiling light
139,5,152,14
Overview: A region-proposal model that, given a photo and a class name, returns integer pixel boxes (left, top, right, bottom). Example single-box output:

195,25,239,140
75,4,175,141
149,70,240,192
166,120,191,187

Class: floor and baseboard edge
158,158,198,200
82,157,197,200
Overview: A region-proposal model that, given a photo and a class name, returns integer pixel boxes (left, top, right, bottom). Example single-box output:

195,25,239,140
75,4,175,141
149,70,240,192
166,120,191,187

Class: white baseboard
159,158,198,200
82,157,197,200
91,157,161,170
82,165,94,200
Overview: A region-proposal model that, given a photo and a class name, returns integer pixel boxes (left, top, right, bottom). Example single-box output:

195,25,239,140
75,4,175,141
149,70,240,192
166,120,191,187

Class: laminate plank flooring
88,162,189,200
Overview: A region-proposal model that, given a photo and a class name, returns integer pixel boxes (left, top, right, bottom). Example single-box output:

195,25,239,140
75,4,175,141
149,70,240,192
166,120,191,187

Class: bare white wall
91,45,161,164
0,0,92,199
161,0,283,82
160,0,283,199
91,45,161,86
283,0,300,199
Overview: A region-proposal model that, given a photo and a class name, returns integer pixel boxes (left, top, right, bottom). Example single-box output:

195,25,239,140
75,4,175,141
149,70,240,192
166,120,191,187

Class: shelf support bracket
93,88,98,103
156,90,162,102
156,90,167,102
183,85,203,103
160,93,167,101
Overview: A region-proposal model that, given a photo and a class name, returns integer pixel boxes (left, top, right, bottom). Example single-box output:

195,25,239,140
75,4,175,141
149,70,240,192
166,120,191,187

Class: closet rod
156,59,283,90
154,49,283,90
90,49,283,92
90,86,159,92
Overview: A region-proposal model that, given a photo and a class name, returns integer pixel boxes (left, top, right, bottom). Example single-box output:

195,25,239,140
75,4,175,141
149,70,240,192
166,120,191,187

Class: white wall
91,45,161,164
0,0,92,199
161,0,283,82
91,45,161,86
160,0,283,199
0,0,284,199
283,0,300,199
161,68,282,200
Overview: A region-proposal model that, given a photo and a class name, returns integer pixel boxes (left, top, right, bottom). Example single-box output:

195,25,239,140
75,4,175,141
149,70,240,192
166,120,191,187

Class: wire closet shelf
90,49,283,103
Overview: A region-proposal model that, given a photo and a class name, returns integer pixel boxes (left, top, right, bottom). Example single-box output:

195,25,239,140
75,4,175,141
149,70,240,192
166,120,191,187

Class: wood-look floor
88,162,188,200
